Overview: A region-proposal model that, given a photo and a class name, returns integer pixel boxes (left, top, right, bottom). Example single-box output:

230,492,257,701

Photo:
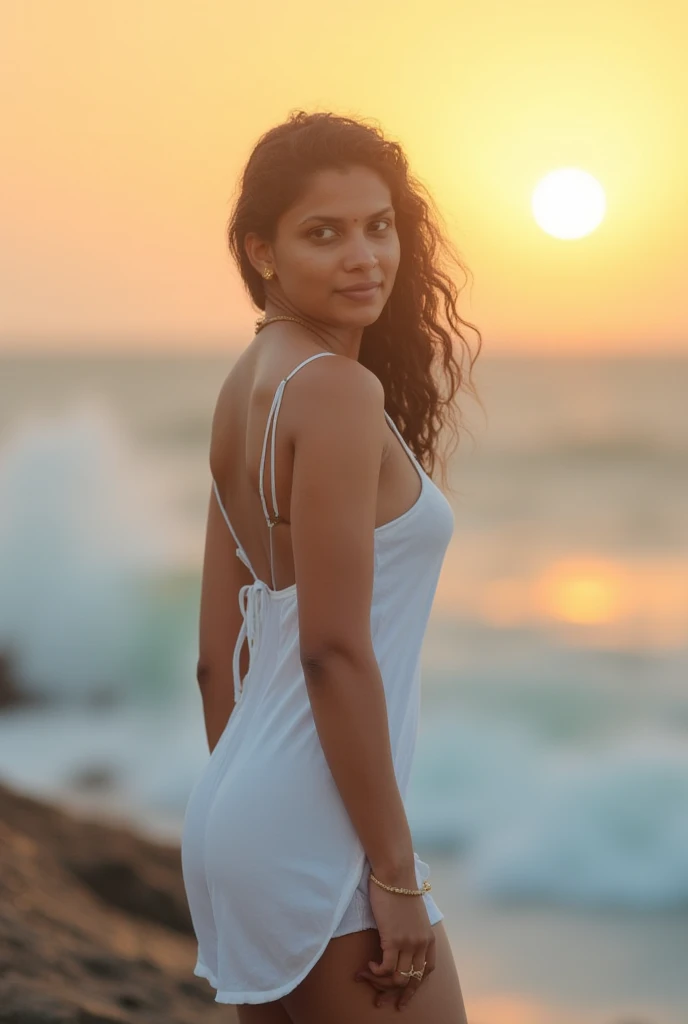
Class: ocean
0,350,686,1023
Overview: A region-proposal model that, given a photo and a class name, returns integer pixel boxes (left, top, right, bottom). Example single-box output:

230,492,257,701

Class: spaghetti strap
258,351,337,589
211,478,259,581
383,410,419,465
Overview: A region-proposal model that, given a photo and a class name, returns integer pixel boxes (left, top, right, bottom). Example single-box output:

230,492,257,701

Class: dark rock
0,783,193,934
0,781,235,1023
78,956,128,981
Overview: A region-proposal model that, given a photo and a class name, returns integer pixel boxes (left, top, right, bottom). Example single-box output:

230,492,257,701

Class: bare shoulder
288,356,387,659
285,351,386,438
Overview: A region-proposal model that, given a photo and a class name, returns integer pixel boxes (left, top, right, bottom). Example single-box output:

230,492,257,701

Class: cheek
293,249,338,287
381,234,401,267
381,241,401,281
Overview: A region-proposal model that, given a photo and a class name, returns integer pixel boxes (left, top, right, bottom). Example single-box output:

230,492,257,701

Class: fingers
364,948,405,995
355,936,437,1010
357,965,399,1010
355,968,406,993
356,928,438,1010
357,947,402,997
391,947,415,998
375,988,397,1009
395,942,428,1010
366,946,398,981
355,969,392,991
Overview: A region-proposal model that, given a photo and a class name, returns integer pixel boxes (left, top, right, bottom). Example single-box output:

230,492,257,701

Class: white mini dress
181,352,455,1004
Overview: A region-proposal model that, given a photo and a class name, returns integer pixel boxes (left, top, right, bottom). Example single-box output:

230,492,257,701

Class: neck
263,297,364,360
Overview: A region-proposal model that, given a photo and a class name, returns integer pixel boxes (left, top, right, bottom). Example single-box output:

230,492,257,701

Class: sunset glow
538,557,627,625
1,0,687,353
532,168,607,240
434,553,688,650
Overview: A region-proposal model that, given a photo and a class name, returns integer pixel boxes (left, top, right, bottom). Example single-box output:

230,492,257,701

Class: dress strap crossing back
258,351,336,589
211,351,336,591
211,478,259,581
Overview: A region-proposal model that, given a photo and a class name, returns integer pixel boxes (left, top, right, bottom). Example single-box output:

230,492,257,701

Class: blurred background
1,3,687,1023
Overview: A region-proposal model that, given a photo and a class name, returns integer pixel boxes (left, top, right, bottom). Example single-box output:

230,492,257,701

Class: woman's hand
354,873,436,1010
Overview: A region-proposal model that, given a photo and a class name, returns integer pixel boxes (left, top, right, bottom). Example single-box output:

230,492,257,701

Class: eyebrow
298,205,394,226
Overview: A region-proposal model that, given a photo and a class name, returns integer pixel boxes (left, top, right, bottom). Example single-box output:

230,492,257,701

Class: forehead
284,166,393,224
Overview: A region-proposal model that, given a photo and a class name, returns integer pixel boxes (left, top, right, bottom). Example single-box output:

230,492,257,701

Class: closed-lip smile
337,282,381,293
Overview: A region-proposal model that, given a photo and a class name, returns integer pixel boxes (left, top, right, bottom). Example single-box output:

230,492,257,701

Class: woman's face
259,165,401,328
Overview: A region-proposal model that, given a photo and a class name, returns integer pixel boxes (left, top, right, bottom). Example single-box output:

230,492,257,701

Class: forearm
196,668,236,754
302,649,417,885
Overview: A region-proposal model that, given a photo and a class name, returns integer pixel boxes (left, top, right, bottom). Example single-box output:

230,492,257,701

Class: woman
181,110,481,1023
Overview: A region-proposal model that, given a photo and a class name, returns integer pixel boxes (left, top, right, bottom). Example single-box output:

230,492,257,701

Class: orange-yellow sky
1,0,687,355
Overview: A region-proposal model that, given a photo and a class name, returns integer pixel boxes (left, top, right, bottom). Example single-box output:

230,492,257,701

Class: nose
343,231,379,271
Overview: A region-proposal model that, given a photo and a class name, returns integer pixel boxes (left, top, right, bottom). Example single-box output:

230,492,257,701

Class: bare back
209,332,424,594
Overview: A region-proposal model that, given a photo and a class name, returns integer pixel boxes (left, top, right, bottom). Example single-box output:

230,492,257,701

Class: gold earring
262,267,274,280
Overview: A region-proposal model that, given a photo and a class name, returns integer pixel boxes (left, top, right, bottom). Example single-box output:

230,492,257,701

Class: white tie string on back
233,575,269,705
210,489,265,707
213,353,338,707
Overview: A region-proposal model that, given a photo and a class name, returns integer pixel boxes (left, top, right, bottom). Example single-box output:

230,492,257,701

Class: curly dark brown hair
227,110,483,489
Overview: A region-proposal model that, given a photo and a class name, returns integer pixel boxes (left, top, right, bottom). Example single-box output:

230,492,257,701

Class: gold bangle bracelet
369,873,432,896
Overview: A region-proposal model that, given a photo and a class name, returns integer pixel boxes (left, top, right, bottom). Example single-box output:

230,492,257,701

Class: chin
335,301,385,323
339,312,381,330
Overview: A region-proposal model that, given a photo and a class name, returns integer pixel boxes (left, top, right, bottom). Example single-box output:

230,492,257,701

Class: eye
308,219,391,241
309,226,337,241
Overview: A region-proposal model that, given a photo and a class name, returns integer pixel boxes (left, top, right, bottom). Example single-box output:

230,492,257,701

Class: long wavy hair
227,110,483,490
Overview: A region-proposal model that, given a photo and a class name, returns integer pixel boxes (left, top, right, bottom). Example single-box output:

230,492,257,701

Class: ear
244,231,274,276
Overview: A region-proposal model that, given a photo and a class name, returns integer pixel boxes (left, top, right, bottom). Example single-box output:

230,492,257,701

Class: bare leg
282,921,468,1024
237,1002,294,1023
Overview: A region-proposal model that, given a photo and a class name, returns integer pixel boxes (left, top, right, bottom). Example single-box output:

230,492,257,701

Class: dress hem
193,848,368,1004
192,900,445,1004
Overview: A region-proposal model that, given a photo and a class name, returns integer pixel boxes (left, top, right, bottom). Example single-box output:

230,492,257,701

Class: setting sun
532,168,607,240
537,557,628,625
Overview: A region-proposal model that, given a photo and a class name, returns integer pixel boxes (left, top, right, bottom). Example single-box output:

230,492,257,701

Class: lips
338,283,381,293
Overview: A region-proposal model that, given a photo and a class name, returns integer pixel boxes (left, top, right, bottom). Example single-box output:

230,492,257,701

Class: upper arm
289,358,386,665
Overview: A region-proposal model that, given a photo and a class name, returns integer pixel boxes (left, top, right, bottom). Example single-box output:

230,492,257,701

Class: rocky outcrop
0,781,236,1023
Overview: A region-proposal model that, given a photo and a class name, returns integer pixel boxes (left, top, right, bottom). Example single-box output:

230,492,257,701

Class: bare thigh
237,1002,293,1024
281,921,468,1024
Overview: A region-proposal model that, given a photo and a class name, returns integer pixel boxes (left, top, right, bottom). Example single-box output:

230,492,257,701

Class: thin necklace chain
254,314,323,339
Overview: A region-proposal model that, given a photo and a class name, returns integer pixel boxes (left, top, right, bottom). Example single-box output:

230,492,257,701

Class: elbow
299,638,373,682
299,649,330,683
